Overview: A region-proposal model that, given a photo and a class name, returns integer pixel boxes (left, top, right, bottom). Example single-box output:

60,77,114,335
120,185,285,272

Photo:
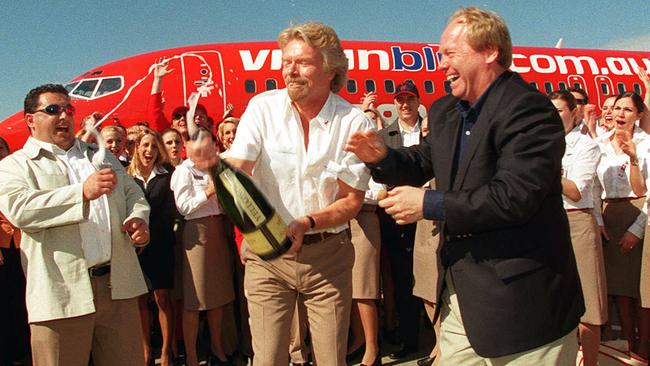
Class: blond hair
127,128,169,177
449,7,512,69
278,22,348,93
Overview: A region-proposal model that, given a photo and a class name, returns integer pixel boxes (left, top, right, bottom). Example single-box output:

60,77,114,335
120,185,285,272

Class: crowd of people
2,6,650,366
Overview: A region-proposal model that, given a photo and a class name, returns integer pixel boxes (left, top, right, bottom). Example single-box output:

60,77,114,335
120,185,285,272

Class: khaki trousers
30,274,144,366
439,273,578,365
244,231,354,366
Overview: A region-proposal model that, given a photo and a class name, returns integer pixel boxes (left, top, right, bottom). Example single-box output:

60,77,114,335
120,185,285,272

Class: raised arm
636,68,650,134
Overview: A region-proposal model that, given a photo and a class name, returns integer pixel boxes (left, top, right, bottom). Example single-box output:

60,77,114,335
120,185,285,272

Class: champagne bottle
209,159,292,260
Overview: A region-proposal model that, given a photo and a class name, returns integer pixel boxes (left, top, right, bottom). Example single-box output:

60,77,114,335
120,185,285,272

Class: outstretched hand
344,130,388,164
154,59,174,79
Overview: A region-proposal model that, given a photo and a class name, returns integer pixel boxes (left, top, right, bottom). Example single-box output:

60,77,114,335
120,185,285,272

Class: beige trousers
30,274,143,366
244,231,353,366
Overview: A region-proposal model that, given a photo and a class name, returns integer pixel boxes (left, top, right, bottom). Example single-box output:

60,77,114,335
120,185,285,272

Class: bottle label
243,212,288,255
218,169,266,226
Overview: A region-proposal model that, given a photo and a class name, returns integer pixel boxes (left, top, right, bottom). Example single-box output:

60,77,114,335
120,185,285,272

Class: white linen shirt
562,126,600,210
227,89,372,234
32,138,111,267
593,127,650,237
170,159,222,220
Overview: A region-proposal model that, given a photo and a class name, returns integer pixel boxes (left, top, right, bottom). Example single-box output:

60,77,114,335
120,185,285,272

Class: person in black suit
377,80,424,360
345,6,583,364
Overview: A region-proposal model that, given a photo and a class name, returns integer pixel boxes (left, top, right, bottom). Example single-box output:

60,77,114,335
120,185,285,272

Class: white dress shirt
562,126,600,210
170,159,222,220
227,89,372,234
31,138,112,267
397,120,421,148
593,127,650,237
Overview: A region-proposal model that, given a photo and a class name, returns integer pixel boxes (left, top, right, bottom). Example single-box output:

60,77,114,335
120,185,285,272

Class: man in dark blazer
379,80,424,360
345,6,583,365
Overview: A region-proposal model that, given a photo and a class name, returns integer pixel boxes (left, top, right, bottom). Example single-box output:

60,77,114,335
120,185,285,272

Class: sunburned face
439,20,498,104
282,39,334,103
137,134,159,169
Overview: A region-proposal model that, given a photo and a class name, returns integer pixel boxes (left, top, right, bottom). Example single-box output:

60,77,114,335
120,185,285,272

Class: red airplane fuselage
1,41,649,151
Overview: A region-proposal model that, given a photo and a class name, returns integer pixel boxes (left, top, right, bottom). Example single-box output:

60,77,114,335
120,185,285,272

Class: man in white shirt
0,84,150,366
189,22,372,366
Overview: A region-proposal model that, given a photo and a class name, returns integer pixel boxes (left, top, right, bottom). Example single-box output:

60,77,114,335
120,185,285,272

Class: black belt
302,232,341,245
88,263,111,277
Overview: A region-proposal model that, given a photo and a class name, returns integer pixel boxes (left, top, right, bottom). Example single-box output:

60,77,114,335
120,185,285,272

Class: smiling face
600,96,616,131
439,20,500,104
137,133,159,170
220,122,237,150
282,39,334,104
25,92,75,150
102,130,126,157
394,94,420,125
613,97,643,133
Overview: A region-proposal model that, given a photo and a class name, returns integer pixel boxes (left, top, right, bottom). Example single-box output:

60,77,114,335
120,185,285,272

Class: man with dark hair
0,84,151,365
346,6,583,365
569,87,598,136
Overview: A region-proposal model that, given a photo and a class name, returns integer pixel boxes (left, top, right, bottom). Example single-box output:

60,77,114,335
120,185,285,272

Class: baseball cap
394,80,419,99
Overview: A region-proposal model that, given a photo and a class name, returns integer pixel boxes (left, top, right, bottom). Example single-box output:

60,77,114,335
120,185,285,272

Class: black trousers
0,242,30,364
379,210,422,351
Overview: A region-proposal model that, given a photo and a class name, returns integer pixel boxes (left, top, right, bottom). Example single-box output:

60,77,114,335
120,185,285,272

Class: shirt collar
284,90,336,129
455,71,508,120
565,125,582,147
26,137,83,158
397,119,421,134
133,165,167,182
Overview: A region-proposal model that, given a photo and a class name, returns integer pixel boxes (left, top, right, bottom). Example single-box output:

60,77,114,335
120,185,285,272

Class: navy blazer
370,71,583,357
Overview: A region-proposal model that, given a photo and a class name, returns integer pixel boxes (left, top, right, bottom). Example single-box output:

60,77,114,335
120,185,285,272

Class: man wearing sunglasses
0,84,151,366
570,88,598,137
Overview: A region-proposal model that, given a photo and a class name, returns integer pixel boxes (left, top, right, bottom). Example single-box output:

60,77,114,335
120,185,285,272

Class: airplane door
567,75,586,91
179,50,226,116
594,76,615,108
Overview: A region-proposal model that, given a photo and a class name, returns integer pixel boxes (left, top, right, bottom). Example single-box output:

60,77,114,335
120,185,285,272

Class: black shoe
388,345,416,360
346,343,366,362
290,363,312,366
417,355,436,366
360,350,382,366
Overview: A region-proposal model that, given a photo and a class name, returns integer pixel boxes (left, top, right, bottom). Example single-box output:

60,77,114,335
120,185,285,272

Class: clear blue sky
1,0,648,120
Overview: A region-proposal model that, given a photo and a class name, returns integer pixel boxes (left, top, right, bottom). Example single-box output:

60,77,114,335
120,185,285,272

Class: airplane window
573,82,581,89
617,82,626,94
72,79,99,98
443,80,451,95
95,78,122,97
558,82,567,91
365,80,376,92
347,79,358,94
529,82,538,90
600,83,609,95
265,79,277,91
424,80,434,94
245,80,256,94
634,83,642,95
384,80,395,93
544,82,553,94
65,82,79,92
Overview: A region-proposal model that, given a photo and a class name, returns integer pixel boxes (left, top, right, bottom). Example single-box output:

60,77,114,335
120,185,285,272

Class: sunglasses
575,99,587,105
35,104,76,116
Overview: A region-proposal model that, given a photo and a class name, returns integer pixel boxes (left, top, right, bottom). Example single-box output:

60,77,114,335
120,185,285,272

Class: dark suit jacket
370,71,583,357
378,120,418,248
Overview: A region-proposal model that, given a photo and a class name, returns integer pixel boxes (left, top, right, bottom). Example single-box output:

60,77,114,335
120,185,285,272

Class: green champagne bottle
209,159,292,260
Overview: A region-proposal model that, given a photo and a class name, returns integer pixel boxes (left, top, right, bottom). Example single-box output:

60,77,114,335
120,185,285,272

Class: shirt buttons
465,130,471,136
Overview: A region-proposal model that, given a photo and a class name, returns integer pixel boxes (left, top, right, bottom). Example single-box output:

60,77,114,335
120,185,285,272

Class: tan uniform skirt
603,197,645,298
351,204,381,299
182,215,235,310
567,209,608,325
412,219,442,303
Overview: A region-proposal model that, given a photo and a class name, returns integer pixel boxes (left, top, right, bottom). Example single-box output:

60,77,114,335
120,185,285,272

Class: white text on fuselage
240,47,650,76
